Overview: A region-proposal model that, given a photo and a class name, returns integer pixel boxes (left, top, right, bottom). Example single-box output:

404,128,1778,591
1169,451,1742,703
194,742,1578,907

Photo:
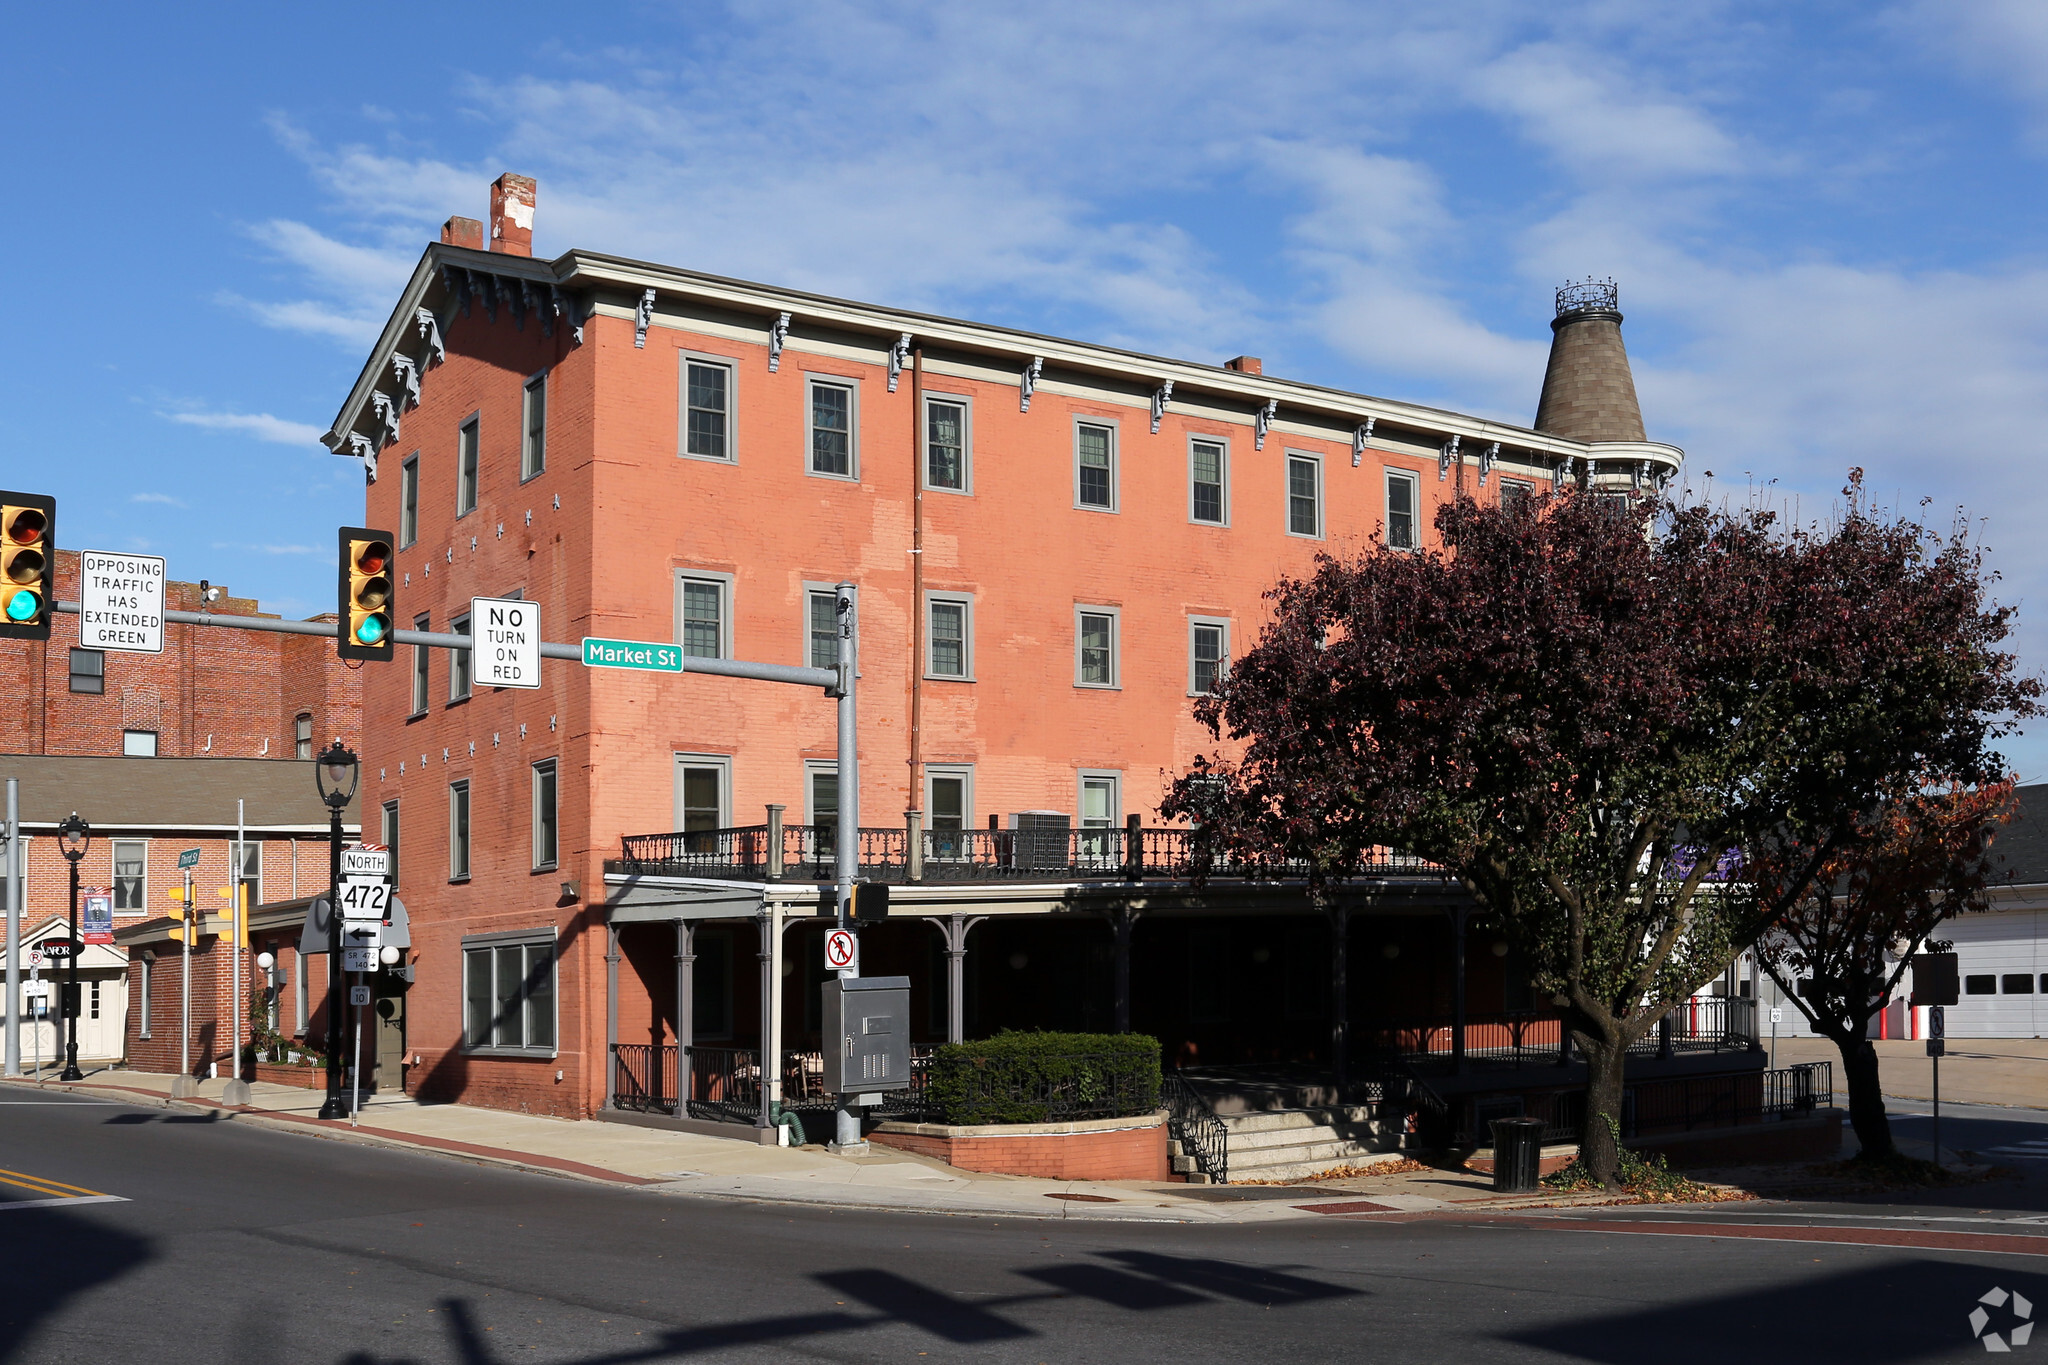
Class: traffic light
166,884,191,945
852,882,890,923
0,490,54,640
337,526,397,661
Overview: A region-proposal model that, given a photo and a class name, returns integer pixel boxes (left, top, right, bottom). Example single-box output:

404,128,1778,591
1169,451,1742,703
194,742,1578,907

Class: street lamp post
314,741,359,1121
55,812,90,1082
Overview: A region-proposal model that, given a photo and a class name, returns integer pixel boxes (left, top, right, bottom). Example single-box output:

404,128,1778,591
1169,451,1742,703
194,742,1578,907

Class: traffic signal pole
833,583,863,1154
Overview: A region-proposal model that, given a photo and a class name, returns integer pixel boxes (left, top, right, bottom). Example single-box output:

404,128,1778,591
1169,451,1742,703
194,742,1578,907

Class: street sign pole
181,868,193,1080
1931,1003,1946,1165
4,777,19,1078
831,582,864,1155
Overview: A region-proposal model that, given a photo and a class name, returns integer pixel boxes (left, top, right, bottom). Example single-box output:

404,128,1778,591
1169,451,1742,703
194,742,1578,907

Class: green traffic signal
355,614,388,645
4,589,36,622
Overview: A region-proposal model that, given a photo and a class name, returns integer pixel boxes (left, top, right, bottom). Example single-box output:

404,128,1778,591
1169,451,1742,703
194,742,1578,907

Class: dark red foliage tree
1752,779,2016,1161
1164,476,2035,1186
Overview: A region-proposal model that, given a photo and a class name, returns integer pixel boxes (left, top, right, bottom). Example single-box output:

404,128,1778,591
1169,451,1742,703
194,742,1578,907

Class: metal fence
1161,1072,1229,1183
1470,1062,1835,1149
610,1043,938,1128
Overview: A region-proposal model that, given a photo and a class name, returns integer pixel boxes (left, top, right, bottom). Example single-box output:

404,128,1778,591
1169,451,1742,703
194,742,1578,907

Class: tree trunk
1577,1032,1631,1187
1831,1030,1895,1160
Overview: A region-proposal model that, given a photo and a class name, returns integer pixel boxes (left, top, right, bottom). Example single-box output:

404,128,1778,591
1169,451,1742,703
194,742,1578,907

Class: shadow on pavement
0,1205,153,1360
1504,1260,2045,1363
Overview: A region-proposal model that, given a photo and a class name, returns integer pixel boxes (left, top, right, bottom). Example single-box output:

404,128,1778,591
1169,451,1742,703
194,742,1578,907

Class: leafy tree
1752,779,2016,1161
1164,478,2034,1186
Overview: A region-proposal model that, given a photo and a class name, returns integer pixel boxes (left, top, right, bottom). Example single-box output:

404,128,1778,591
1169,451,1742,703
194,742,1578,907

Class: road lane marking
1484,1216,2048,1258
0,1167,107,1199
0,1195,128,1212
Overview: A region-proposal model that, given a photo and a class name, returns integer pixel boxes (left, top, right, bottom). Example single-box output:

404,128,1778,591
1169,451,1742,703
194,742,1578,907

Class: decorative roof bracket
1439,433,1460,482
1478,442,1498,487
1554,455,1574,492
634,288,656,349
507,278,527,331
1150,380,1173,435
1255,399,1278,451
415,307,445,366
552,287,584,346
442,264,472,319
391,354,420,409
768,312,791,371
371,390,401,445
888,334,912,392
1352,417,1375,467
1020,356,1043,412
477,272,498,324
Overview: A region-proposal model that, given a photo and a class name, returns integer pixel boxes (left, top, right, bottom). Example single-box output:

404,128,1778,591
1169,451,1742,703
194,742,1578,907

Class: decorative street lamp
55,812,90,1082
314,740,359,1120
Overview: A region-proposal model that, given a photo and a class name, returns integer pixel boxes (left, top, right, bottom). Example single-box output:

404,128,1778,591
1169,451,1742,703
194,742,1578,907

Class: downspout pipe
908,345,925,829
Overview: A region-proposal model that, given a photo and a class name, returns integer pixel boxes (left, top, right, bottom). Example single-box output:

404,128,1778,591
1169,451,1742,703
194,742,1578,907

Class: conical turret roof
1534,279,1646,443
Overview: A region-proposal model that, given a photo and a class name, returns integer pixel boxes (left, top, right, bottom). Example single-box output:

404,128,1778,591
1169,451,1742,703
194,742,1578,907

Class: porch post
1328,906,1349,1090
940,914,983,1044
1451,907,1468,1076
756,909,780,1133
674,920,695,1111
766,804,785,881
1111,909,1138,1034
603,921,620,1113
907,809,924,882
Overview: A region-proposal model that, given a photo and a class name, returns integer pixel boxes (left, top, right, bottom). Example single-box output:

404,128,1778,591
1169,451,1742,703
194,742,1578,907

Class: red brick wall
0,551,361,759
869,1119,1169,1181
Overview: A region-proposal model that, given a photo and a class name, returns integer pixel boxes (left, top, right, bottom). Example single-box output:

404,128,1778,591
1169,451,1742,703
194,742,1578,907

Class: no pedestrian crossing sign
473,596,540,689
824,928,859,973
582,637,683,672
78,550,166,654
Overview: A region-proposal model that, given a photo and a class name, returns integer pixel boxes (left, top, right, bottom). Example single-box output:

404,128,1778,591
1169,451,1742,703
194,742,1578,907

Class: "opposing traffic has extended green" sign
581,637,684,672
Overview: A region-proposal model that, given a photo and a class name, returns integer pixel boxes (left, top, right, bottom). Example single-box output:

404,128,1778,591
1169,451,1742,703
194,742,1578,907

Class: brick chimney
489,174,537,256
1224,356,1262,375
1533,279,1646,442
440,216,484,250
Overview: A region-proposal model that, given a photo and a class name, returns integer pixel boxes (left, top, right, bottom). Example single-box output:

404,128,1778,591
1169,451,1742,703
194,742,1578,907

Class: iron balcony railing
1367,999,1758,1074
613,824,1444,884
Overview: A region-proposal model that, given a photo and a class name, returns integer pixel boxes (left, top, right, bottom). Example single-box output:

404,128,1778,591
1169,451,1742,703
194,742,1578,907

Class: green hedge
926,1030,1162,1125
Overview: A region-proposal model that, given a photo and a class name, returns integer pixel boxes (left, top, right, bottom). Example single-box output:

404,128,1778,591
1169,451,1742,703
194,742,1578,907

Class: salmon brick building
317,176,1780,1176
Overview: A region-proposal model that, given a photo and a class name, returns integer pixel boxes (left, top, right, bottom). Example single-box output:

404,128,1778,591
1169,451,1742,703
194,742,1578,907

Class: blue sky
9,2,2048,772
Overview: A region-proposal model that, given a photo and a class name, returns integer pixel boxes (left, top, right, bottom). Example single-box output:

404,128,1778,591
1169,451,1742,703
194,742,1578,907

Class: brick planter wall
1630,1109,1845,1168
869,1112,1170,1181
252,1063,326,1090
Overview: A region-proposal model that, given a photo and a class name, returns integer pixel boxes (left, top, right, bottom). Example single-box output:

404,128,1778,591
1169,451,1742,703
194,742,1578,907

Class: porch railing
1161,1072,1229,1183
1480,1062,1834,1149
610,1043,939,1127
615,824,1444,884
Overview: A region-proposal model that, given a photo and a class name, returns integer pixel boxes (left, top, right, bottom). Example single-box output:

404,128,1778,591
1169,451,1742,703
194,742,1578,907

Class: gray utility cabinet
822,975,913,1095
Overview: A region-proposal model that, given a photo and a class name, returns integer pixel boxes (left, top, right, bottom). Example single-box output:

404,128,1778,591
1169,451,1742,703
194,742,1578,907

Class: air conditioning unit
1009,812,1070,871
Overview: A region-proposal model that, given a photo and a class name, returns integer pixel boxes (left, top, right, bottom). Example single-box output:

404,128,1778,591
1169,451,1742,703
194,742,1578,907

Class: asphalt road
4,1089,2046,1364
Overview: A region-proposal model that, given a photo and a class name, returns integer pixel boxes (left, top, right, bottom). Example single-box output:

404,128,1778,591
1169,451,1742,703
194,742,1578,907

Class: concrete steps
1217,1105,1399,1181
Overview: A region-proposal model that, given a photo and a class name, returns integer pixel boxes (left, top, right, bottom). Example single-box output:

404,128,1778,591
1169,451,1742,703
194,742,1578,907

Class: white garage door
1946,908,2043,1038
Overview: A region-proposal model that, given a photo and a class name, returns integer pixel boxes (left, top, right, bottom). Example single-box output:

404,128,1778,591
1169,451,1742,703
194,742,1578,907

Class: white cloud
130,493,187,508
211,541,320,556
165,410,327,445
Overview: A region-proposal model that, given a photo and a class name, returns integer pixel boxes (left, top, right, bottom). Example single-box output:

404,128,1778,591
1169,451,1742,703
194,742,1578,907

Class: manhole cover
1297,1200,1398,1215
1045,1192,1119,1203
1159,1186,1323,1202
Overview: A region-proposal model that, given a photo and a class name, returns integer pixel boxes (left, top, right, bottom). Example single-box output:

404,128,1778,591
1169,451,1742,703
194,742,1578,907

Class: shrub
925,1030,1161,1126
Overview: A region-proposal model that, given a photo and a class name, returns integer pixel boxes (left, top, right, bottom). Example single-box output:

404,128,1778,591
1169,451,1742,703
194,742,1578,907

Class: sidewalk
1772,1037,2048,1109
5,1068,1647,1224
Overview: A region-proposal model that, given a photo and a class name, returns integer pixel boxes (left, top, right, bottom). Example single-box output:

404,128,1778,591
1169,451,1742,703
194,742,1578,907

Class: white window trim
679,350,740,464
1072,416,1120,513
456,411,480,518
411,614,432,716
1386,467,1422,551
1188,434,1230,527
804,761,839,828
1074,604,1121,690
805,373,861,482
1188,616,1232,697
294,947,307,1032
924,591,976,681
520,371,548,482
673,753,733,832
1077,770,1123,827
922,391,974,495
112,837,149,913
461,927,561,1058
1498,477,1534,505
381,800,400,892
801,581,855,671
399,453,420,549
449,780,472,882
448,613,473,702
1285,450,1325,540
925,765,976,831
673,569,736,661
531,759,558,872
138,957,152,1038
238,840,263,908
122,730,158,757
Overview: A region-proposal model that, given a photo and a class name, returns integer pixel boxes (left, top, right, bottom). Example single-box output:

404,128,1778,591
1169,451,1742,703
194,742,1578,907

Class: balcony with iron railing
607,816,1444,886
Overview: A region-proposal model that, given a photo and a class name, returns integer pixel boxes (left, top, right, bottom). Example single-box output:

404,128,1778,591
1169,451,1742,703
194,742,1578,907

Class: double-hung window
1075,421,1116,510
1498,478,1533,511
532,760,558,871
1190,618,1229,696
1287,454,1323,538
925,395,970,492
236,841,261,907
68,649,103,695
1078,772,1120,866
1190,438,1227,525
927,594,972,679
675,755,729,855
112,840,145,910
463,930,557,1053
295,712,313,760
449,614,472,701
380,800,400,890
808,764,838,859
682,356,734,461
456,415,479,517
926,767,972,861
399,453,419,547
449,781,471,881
809,377,857,478
1387,470,1418,550
675,571,731,660
521,374,547,480
807,588,841,669
411,614,431,715
1075,607,1118,688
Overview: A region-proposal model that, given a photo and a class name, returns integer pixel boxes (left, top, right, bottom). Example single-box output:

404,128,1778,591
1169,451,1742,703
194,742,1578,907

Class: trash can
1489,1117,1547,1193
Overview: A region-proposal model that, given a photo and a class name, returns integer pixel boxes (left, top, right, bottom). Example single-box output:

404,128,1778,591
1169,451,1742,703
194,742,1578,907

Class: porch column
1451,907,1468,1076
937,914,984,1044
603,921,620,1113
674,920,695,1111
756,909,781,1132
1328,907,1349,1090
1111,909,1139,1034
